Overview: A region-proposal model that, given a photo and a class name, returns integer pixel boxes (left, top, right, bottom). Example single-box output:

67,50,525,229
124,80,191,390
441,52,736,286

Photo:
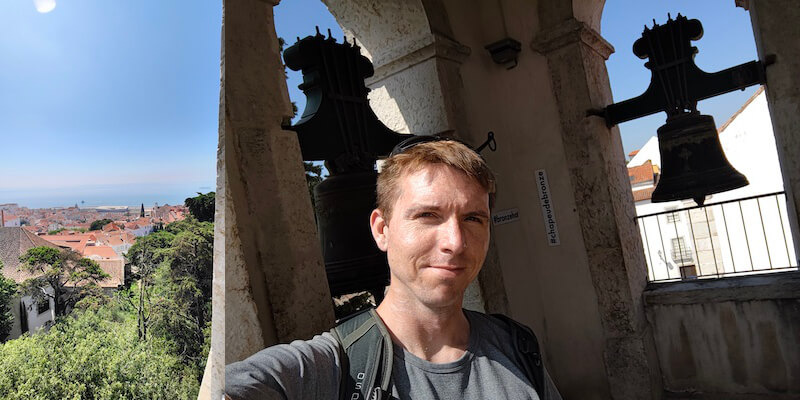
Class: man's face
370,164,491,308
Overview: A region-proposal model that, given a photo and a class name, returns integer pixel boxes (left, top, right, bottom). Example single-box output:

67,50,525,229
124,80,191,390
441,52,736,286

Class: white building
629,87,797,281
0,228,57,340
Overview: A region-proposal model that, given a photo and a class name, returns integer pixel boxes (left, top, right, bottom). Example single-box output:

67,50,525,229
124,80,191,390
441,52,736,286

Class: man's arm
225,332,342,400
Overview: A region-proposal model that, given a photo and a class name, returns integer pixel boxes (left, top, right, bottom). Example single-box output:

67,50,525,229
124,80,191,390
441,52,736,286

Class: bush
0,307,199,399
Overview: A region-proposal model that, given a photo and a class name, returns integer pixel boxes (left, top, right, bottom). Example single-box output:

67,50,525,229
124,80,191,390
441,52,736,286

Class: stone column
745,0,800,263
532,18,662,400
220,0,335,366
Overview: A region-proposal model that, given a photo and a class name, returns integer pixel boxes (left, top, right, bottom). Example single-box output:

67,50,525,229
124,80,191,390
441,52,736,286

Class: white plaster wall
7,290,55,341
2,218,21,227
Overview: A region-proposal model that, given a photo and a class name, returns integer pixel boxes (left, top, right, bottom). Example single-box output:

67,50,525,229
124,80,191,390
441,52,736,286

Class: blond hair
376,139,496,220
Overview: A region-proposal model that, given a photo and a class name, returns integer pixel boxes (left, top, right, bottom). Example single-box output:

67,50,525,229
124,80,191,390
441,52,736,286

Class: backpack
330,308,545,400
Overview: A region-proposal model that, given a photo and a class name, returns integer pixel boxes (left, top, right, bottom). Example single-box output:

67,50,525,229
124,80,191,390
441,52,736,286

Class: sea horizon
0,182,215,210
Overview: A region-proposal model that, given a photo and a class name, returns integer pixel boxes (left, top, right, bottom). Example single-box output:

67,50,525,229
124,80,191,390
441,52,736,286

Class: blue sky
1,1,759,208
0,0,221,207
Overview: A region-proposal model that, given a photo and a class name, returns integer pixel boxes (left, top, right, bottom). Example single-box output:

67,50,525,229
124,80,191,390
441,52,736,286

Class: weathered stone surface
533,15,660,399
221,0,334,364
644,272,800,305
748,0,800,264
646,278,800,397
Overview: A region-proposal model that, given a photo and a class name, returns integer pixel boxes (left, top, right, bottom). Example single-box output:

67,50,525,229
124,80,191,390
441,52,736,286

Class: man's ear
370,208,388,252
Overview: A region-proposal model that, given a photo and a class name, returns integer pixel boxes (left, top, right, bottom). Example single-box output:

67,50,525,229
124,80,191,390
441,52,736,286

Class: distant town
0,202,188,275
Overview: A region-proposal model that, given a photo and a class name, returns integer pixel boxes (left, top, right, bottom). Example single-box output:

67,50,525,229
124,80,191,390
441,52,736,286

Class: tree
125,231,175,340
0,307,199,399
17,247,110,317
184,192,215,222
305,162,324,209
89,219,113,231
151,219,213,369
0,263,17,342
140,203,145,218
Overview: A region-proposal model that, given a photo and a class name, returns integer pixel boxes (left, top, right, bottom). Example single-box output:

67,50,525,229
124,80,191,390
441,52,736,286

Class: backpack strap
490,313,546,399
332,308,393,400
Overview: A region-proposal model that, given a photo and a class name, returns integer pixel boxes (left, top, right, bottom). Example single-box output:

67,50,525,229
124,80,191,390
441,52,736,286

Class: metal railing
636,191,798,282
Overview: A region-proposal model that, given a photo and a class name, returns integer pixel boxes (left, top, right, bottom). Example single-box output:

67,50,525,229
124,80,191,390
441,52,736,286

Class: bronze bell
652,111,748,205
313,170,389,300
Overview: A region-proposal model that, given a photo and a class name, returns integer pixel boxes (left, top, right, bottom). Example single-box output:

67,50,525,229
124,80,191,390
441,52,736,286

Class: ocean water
0,182,215,209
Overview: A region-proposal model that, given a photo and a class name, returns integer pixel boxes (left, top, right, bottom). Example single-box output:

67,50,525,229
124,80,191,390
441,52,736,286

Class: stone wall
645,273,800,399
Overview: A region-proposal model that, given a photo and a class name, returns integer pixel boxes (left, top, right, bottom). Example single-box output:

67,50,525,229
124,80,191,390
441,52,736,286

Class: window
37,299,50,315
671,237,693,264
666,212,680,223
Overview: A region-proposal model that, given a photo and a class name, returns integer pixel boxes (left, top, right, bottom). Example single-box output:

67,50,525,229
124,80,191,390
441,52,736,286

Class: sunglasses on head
388,132,496,157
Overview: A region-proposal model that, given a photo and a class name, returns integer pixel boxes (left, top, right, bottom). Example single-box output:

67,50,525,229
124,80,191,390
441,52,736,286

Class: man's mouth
427,265,465,272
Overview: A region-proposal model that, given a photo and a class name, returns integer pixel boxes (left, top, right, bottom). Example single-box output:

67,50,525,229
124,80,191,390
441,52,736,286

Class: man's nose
439,217,466,254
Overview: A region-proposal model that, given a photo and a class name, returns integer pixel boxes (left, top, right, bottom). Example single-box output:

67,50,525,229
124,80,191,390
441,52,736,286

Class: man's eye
465,216,484,223
418,212,436,218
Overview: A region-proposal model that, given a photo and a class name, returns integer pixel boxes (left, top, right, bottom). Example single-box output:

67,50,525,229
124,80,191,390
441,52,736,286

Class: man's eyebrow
402,205,443,217
465,210,490,219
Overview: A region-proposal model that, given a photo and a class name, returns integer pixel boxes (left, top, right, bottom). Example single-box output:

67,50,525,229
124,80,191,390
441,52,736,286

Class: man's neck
375,291,470,363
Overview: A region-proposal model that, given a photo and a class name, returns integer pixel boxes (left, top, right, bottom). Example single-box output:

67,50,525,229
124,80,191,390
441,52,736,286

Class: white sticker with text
492,208,520,226
535,169,560,246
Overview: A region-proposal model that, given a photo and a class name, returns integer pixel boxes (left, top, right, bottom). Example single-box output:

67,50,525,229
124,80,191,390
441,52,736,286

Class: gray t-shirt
226,311,562,400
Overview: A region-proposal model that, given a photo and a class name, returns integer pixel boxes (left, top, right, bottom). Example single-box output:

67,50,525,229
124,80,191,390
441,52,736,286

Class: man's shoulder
225,331,343,400
464,309,533,339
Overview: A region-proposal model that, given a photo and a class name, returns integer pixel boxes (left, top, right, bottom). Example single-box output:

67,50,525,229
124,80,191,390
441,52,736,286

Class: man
226,137,562,399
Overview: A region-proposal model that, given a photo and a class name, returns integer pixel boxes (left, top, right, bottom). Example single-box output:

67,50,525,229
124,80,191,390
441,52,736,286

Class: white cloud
33,0,56,14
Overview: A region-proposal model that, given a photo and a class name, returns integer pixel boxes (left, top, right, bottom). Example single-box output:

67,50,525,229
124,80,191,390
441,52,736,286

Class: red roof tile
628,161,655,185
633,187,655,202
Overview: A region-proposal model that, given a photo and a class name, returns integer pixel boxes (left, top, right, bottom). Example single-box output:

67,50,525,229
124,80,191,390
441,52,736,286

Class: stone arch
321,0,469,138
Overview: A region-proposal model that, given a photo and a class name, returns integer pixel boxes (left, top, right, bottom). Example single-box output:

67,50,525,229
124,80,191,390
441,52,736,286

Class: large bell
314,171,389,300
652,111,748,205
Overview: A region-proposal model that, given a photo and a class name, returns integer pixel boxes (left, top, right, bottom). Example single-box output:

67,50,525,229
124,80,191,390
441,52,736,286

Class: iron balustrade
635,191,798,282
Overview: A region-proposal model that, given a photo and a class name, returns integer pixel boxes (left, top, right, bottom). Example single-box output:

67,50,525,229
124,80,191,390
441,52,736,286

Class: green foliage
47,228,64,235
89,219,113,231
0,217,214,396
0,306,199,399
126,219,213,371
125,230,176,340
304,162,324,201
184,192,215,223
0,265,18,342
18,247,110,317
333,292,376,320
153,220,213,369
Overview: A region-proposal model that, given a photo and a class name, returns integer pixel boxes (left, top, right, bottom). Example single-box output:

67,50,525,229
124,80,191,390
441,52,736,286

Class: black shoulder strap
490,313,546,399
332,308,393,400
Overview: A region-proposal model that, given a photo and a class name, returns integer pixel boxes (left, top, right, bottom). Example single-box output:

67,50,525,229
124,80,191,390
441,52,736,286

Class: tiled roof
0,227,61,283
633,187,655,202
628,149,640,158
38,234,91,254
84,245,119,259
628,161,655,185
94,259,124,287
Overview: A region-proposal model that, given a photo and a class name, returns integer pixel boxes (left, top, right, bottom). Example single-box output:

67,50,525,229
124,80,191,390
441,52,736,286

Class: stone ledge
366,33,470,86
531,18,614,60
644,271,800,305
